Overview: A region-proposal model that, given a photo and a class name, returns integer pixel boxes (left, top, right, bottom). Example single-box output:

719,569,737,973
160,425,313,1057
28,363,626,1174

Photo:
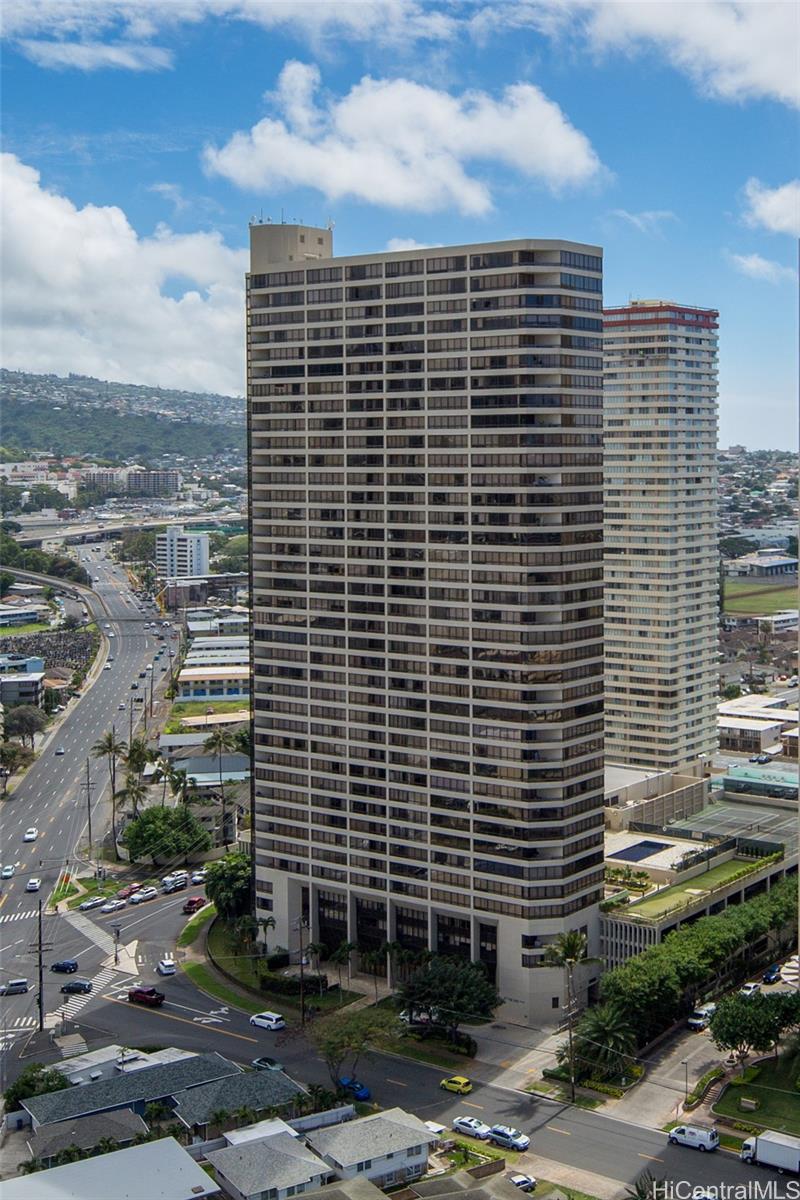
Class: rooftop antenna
280,207,285,224
327,218,335,232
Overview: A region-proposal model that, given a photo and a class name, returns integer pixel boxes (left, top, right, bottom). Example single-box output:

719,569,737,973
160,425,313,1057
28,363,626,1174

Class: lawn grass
627,857,770,920
66,877,120,909
177,903,216,946
51,880,79,906
723,580,798,616
181,960,267,1015
206,919,360,1014
713,1054,800,1136
382,1032,468,1071
169,699,248,719
2,621,52,635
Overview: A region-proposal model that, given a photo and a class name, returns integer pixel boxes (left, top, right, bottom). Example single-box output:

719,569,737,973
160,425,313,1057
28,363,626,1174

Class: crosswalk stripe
0,909,37,924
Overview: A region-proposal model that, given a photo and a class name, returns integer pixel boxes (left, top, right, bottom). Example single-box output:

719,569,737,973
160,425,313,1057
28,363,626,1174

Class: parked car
739,982,761,999
23,828,38,842
99,898,126,914
668,1125,719,1153
252,1056,284,1071
163,878,187,894
191,870,207,884
26,878,41,892
687,1003,717,1031
51,959,78,974
61,979,92,995
249,1011,286,1031
489,1126,530,1152
79,896,106,911
128,986,165,1007
130,886,158,904
762,964,782,985
748,754,760,763
509,1176,537,1193
162,871,188,886
452,1117,491,1140
183,896,206,915
756,754,771,765
338,1076,371,1101
117,884,141,899
440,1076,473,1095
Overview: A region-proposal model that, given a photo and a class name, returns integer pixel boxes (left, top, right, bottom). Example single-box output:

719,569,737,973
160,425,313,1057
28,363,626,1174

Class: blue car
338,1076,371,1101
762,963,781,984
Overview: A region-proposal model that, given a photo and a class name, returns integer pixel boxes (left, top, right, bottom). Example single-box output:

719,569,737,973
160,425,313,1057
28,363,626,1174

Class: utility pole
296,917,307,1028
29,900,52,1033
112,923,121,967
82,758,95,864
129,698,134,745
149,666,154,719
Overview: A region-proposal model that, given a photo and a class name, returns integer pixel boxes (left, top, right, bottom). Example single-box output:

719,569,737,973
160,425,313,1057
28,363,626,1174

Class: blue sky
2,1,798,447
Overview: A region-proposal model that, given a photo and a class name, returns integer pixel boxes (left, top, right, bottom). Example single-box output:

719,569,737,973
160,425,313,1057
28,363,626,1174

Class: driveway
612,1025,723,1127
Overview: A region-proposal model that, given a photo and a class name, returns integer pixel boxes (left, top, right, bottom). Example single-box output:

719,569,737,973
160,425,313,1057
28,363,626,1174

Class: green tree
117,773,147,820
122,805,210,863
203,727,237,850
91,729,127,854
721,683,742,700
4,1063,69,1112
626,1170,662,1200
205,851,251,919
399,957,500,1041
359,946,384,1003
307,1008,400,1089
0,569,15,597
306,941,328,996
4,704,47,748
0,741,25,791
710,994,792,1065
567,1002,637,1082
124,735,150,780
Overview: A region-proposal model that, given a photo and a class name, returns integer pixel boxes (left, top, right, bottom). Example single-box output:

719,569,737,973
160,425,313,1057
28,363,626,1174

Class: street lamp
681,1058,689,1104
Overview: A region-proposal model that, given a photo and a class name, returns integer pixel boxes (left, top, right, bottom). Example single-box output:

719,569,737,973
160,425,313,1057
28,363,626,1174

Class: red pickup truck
128,986,165,1007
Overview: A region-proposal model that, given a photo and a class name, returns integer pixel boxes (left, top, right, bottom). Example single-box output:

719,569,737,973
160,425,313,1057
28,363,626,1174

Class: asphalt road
0,549,177,1068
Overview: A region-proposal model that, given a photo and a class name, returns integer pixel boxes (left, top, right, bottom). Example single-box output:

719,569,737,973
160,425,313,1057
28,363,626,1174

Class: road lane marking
461,1101,483,1110
102,995,257,1042
638,1154,664,1163
386,1078,407,1086
545,1125,571,1136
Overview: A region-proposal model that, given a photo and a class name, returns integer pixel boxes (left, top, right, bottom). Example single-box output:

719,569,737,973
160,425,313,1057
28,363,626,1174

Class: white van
668,1125,719,1152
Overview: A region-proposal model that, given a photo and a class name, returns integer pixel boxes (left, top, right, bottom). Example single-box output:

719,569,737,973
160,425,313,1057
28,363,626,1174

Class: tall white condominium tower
604,300,719,772
155,526,210,578
248,224,605,1023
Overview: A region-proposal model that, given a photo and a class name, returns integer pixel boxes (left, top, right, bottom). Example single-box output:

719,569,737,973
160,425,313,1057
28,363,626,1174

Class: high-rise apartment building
248,225,605,1022
604,300,719,771
155,525,210,578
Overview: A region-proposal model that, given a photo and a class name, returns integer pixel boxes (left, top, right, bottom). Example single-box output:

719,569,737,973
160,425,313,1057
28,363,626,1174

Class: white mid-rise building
155,526,210,578
248,223,605,1024
604,300,719,771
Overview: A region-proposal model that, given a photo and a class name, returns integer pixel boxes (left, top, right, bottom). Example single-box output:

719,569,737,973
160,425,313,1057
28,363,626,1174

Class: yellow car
440,1076,473,1095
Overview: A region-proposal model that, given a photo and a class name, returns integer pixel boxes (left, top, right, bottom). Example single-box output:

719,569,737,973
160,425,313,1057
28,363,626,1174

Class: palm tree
306,941,327,995
571,1002,637,1082
257,915,276,955
124,735,150,780
168,766,188,805
91,729,127,856
152,757,172,807
381,940,404,989
330,940,356,998
626,1170,661,1200
209,1108,231,1136
360,946,383,1003
543,930,601,1102
118,773,147,820
204,728,237,849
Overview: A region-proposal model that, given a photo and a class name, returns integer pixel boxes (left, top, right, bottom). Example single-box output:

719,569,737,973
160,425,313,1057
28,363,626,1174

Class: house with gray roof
306,1109,437,1188
22,1052,238,1131
206,1131,330,1200
173,1068,304,1136
27,1108,147,1167
1,1136,220,1200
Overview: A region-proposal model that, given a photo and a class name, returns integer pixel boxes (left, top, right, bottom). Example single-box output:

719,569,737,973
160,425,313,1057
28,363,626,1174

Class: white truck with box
741,1131,800,1173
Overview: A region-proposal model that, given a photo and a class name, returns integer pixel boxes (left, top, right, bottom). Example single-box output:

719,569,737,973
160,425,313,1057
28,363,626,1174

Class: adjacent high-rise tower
603,300,719,771
248,225,605,1022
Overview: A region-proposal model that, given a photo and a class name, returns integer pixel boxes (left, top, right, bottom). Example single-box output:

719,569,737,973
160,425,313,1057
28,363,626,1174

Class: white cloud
0,153,246,394
470,1,800,109
726,251,797,285
385,237,439,251
742,178,800,237
609,208,677,235
149,182,189,213
4,0,456,69
16,38,171,70
204,60,604,215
